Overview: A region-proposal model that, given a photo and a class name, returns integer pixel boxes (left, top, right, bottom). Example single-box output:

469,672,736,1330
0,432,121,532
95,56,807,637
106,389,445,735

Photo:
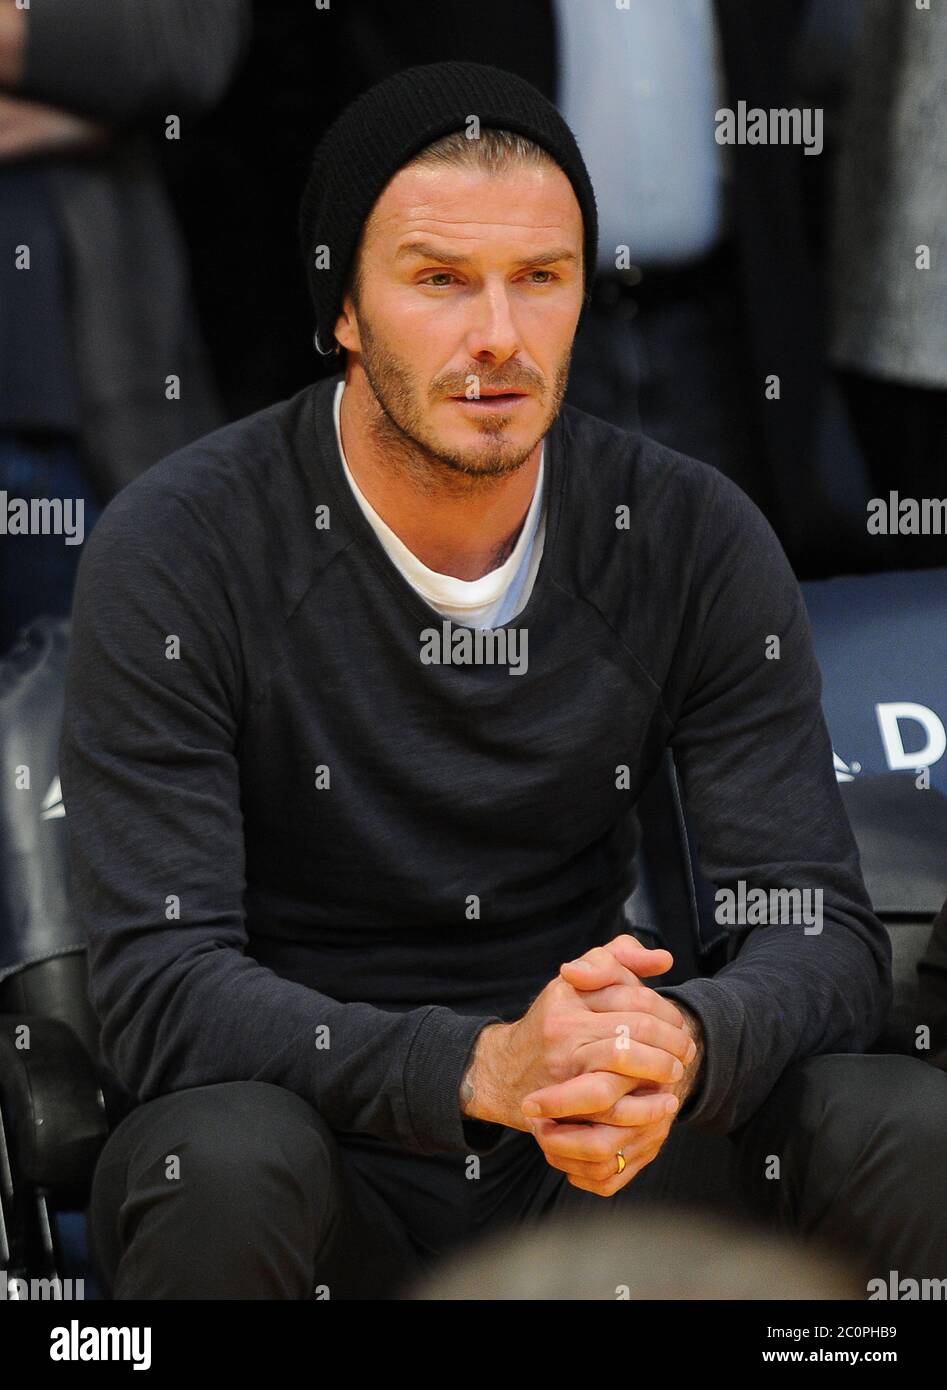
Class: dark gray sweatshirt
59,370,893,1156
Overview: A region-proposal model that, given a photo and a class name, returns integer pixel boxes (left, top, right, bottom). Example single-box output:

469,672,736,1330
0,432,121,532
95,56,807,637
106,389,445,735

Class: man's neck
338,373,542,581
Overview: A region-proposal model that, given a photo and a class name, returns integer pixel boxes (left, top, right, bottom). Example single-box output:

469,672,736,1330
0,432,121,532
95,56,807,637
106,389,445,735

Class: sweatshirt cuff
651,978,747,1133
403,1005,507,1155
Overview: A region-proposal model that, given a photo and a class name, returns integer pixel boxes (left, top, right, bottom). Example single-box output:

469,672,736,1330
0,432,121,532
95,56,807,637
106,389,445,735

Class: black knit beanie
298,61,599,354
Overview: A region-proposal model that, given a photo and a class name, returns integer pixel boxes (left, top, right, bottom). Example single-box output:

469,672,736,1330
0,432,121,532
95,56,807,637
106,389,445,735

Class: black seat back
0,617,132,1122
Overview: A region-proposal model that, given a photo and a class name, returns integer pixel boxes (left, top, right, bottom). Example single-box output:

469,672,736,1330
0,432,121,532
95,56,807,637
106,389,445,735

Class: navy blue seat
800,568,947,1052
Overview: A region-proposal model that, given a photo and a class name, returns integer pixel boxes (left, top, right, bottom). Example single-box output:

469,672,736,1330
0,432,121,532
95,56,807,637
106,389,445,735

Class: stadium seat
800,568,947,1054
0,617,131,1299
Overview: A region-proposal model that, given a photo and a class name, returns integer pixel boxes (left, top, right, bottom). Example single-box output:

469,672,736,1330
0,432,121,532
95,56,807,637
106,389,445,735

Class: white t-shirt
333,379,546,629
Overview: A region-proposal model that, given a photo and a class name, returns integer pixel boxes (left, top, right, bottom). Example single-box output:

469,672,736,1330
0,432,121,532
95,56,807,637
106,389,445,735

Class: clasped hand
521,934,702,1196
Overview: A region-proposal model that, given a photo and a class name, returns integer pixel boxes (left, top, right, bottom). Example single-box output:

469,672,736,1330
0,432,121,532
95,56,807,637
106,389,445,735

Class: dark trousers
87,1052,947,1300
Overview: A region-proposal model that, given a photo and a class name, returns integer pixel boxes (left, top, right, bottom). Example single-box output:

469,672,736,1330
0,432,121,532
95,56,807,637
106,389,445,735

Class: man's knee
736,1052,947,1182
90,1081,343,1297
770,1052,947,1179
112,1080,337,1198
794,1052,947,1128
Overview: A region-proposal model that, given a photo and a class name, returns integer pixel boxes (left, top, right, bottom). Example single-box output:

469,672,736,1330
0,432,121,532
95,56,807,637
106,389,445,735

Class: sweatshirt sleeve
653,468,893,1134
18,0,252,125
58,481,505,1158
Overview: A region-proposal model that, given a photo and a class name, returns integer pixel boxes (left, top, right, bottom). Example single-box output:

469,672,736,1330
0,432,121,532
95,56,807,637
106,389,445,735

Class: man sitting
61,62,947,1299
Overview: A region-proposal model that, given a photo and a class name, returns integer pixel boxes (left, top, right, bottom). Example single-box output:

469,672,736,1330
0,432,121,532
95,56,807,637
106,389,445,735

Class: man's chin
429,435,536,480
432,402,545,459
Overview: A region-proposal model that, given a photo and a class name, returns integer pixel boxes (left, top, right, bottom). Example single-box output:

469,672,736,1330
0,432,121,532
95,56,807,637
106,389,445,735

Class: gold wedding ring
615,1149,626,1175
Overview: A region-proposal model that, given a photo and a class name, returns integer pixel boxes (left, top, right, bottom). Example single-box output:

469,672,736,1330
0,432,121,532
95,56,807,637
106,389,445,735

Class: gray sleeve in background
18,0,254,124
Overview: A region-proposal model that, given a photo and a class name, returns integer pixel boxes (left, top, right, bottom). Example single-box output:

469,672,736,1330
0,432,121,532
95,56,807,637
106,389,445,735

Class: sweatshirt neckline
310,371,564,633
332,379,545,614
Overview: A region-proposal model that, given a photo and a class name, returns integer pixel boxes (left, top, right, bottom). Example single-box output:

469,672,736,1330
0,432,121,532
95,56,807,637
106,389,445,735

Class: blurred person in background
829,0,947,573
0,0,251,656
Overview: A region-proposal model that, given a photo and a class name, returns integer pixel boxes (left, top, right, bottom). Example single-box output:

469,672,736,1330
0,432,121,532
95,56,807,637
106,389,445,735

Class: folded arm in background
1,0,252,125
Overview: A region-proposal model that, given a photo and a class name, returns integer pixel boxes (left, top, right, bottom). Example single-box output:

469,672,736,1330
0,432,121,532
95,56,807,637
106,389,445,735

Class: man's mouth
450,390,528,405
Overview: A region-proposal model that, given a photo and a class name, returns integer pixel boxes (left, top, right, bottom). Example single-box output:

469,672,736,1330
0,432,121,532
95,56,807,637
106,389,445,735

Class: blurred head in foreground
402,1204,866,1300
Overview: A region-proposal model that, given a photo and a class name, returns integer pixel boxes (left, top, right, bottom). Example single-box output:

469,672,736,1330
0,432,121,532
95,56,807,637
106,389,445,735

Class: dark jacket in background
12,0,252,501
830,0,947,389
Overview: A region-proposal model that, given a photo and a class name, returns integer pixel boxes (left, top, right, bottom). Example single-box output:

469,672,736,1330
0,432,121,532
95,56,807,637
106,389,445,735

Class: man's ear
333,297,360,354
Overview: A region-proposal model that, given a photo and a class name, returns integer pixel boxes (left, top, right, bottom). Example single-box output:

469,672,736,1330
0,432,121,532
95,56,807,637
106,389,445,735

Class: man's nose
463,282,521,359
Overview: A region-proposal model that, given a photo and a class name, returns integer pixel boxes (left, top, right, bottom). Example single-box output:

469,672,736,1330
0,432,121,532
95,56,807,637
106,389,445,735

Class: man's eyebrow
394,240,578,268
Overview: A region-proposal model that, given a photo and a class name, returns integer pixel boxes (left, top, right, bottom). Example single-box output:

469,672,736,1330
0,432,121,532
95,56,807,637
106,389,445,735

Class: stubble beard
355,312,572,499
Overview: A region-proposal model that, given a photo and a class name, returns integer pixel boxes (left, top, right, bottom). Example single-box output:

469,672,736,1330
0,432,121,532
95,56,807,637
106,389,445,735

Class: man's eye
420,270,558,287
